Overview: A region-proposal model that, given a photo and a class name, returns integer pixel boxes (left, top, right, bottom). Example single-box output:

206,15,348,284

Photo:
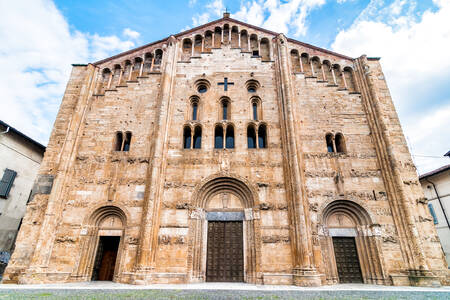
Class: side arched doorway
74,206,127,282
187,176,261,284
319,200,387,285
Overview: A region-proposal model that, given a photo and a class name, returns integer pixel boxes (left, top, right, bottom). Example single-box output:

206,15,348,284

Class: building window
183,126,192,149
214,125,224,149
193,126,202,149
247,126,256,149
252,102,258,121
192,102,198,120
335,133,346,153
258,124,267,148
0,169,17,198
225,125,234,149
115,131,132,152
428,203,438,224
326,133,334,153
221,99,230,120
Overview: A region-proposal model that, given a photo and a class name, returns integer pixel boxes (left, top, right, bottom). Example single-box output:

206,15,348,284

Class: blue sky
0,0,449,174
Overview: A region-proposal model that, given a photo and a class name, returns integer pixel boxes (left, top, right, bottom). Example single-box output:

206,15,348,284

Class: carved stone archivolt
318,200,387,285
187,174,261,284
73,205,128,282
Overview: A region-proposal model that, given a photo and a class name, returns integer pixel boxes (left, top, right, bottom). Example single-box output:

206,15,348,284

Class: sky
0,0,448,174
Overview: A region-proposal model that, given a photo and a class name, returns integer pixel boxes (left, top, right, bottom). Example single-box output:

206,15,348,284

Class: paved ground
0,282,449,299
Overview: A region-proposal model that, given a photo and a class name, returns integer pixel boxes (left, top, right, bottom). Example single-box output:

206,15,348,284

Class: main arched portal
319,200,387,285
187,176,261,284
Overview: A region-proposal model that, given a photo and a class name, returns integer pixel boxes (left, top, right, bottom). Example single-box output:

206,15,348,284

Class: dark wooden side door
92,236,120,281
206,221,244,282
332,237,363,283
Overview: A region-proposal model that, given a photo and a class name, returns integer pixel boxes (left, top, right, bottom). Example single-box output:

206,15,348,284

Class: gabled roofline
94,16,354,66
0,120,46,152
419,164,450,180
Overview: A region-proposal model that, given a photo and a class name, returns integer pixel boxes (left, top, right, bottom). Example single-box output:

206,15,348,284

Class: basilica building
2,13,448,286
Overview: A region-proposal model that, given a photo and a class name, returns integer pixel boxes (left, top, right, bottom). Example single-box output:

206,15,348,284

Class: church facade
2,14,449,286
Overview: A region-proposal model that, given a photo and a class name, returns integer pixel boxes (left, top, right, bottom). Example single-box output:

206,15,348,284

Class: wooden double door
206,221,244,282
332,237,363,283
91,236,120,281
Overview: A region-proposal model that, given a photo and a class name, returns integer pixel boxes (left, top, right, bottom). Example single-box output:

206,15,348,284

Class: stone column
273,34,321,286
354,55,442,287
133,36,179,284
139,60,144,77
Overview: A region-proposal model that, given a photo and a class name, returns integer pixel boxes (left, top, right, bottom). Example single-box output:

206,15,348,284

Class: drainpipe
0,126,9,135
426,178,450,230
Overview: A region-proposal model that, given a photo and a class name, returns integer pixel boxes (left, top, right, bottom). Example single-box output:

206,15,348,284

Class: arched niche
187,175,261,284
319,200,387,285
74,205,128,282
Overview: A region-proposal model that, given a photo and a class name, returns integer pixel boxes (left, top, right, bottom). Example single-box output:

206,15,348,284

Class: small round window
198,84,208,93
248,86,256,93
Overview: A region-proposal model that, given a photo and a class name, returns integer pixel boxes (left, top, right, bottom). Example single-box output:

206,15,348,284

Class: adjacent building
2,14,449,286
0,120,45,278
420,164,450,266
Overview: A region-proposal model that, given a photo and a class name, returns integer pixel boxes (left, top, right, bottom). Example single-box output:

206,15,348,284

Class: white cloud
123,28,140,40
332,0,450,173
189,0,198,6
0,0,138,144
190,0,324,37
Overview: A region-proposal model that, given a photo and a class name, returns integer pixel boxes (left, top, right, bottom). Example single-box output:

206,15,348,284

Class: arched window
252,102,258,120
214,125,224,149
98,68,111,94
192,101,198,120
225,125,234,149
193,126,202,149
112,65,121,87
326,133,334,153
301,53,311,76
333,64,344,88
240,30,248,51
247,125,256,149
258,124,267,148
223,24,230,44
291,50,301,73
182,39,192,61
154,49,163,71
204,31,213,52
115,132,123,151
246,80,260,93
335,133,346,153
123,61,132,83
250,34,259,56
323,60,332,83
183,126,192,149
143,54,152,74
194,35,202,55
214,27,222,48
231,26,239,48
343,67,356,92
311,57,321,79
260,38,270,61
221,99,230,120
123,132,132,151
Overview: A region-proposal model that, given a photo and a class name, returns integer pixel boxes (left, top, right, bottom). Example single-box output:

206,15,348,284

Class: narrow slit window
247,126,256,149
193,126,202,149
222,101,229,120
115,132,123,151
326,134,334,153
335,133,346,153
214,125,224,149
252,102,258,120
192,102,198,120
225,126,234,149
258,124,267,148
184,127,192,149
123,132,132,151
